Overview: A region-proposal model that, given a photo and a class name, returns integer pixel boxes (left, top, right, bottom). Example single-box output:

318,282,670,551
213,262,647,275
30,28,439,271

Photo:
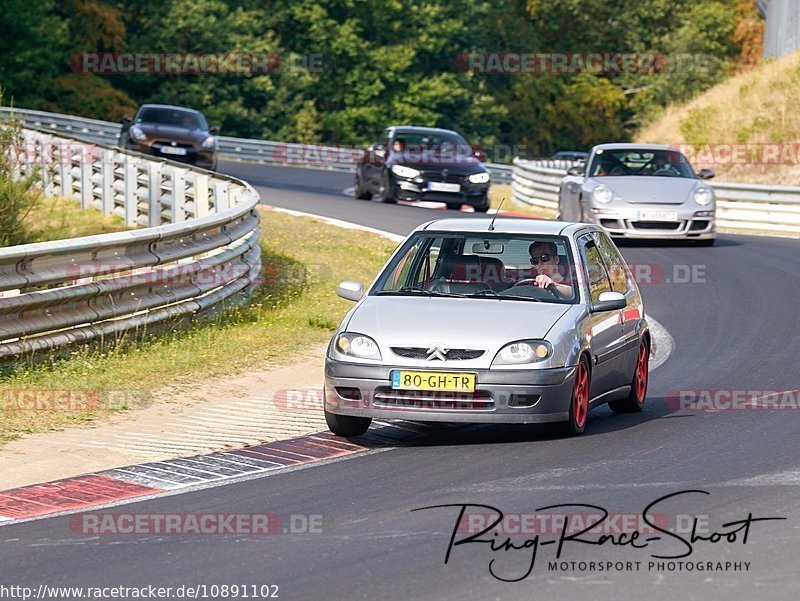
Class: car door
577,233,626,397
595,231,644,382
365,129,390,190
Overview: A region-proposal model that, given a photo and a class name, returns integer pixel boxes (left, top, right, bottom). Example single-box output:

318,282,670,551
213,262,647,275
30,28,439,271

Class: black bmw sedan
354,126,491,211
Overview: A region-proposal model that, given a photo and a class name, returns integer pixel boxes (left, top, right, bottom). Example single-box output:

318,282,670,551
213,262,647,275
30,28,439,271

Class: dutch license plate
427,182,461,193
637,210,677,221
391,370,475,392
160,146,187,156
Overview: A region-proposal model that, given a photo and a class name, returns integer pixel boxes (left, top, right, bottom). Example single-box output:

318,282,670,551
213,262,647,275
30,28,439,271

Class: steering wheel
510,279,558,299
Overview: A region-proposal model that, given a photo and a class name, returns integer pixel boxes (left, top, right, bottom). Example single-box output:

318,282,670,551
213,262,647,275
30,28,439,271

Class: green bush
0,108,40,247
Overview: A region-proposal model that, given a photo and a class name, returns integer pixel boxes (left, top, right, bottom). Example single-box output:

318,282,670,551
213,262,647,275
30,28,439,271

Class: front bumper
324,359,576,423
391,174,490,206
589,206,716,240
127,142,217,170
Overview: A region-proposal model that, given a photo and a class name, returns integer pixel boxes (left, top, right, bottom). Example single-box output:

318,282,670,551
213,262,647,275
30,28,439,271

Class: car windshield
372,232,578,304
391,132,472,158
588,149,695,178
136,107,207,130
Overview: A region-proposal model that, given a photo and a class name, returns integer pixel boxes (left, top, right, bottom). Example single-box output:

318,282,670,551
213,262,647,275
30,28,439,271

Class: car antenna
488,197,506,231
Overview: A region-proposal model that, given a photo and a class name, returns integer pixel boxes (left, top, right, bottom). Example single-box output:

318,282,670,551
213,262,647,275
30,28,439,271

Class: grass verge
490,184,557,218
22,196,127,242
0,208,396,445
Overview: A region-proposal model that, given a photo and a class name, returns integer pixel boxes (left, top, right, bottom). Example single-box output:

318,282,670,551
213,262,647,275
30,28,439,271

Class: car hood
591,176,699,205
346,296,570,352
136,123,208,144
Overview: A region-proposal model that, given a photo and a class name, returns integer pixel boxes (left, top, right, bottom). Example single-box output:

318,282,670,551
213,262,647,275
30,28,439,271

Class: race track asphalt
1,161,798,600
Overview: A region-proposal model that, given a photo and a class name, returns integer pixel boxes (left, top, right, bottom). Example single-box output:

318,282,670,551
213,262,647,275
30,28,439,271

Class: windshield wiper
469,289,543,302
374,287,468,298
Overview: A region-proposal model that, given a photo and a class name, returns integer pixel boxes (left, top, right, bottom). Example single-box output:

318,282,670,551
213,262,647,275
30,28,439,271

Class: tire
445,202,462,211
609,339,649,414
695,238,715,247
354,172,372,200
556,354,591,436
378,171,396,204
473,195,490,213
325,408,372,437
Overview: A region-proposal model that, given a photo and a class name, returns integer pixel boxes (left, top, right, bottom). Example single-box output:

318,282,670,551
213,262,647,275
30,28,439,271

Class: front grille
373,387,494,411
391,347,485,360
689,220,710,231
153,140,194,150
630,221,682,231
421,170,468,184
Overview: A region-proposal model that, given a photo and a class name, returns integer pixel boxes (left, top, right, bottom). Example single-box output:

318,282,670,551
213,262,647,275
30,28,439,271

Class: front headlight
201,136,217,149
468,172,491,184
391,164,421,178
592,185,613,204
129,125,147,142
492,340,552,365
335,333,382,360
693,187,713,206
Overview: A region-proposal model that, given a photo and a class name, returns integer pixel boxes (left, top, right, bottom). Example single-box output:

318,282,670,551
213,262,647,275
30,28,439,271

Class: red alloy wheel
635,342,649,403
573,358,589,428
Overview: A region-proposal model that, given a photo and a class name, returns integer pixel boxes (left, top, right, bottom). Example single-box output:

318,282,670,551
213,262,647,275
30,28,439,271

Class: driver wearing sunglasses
527,241,573,300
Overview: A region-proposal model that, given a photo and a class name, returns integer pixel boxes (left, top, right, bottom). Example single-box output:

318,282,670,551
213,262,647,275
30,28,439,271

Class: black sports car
119,104,219,171
354,126,491,212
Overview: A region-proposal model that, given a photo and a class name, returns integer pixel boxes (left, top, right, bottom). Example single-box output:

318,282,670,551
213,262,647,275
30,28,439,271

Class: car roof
390,126,462,136
592,142,676,152
416,218,595,238
138,104,203,115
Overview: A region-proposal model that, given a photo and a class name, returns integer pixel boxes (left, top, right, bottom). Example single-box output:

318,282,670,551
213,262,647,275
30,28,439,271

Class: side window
385,237,444,290
595,232,630,294
579,235,612,302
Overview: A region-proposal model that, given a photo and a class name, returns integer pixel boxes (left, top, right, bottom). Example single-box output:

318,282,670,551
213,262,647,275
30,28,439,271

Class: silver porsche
324,218,651,438
558,143,716,246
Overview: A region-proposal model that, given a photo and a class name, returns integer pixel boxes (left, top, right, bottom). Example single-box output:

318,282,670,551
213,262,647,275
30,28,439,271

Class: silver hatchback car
324,218,651,437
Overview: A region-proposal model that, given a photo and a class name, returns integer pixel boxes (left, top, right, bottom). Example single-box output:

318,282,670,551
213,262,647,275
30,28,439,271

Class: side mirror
122,115,133,125
373,143,386,159
591,291,626,313
697,168,715,180
473,148,487,162
337,280,364,302
567,165,585,177
209,125,221,134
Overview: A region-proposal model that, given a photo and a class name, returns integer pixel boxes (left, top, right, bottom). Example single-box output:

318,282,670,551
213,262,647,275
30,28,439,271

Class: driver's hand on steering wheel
533,275,555,289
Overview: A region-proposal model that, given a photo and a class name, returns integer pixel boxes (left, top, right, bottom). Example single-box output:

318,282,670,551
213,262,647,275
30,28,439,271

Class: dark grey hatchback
354,126,491,212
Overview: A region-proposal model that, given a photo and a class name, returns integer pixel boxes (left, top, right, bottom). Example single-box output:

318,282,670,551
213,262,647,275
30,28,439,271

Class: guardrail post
80,146,93,209
194,174,210,217
60,143,72,197
213,181,229,211
101,149,114,214
147,162,162,227
124,156,138,227
172,167,186,223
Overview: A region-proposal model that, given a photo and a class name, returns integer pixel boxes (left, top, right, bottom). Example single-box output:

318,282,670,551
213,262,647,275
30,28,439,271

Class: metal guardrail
0,127,262,358
0,107,513,185
512,158,800,235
